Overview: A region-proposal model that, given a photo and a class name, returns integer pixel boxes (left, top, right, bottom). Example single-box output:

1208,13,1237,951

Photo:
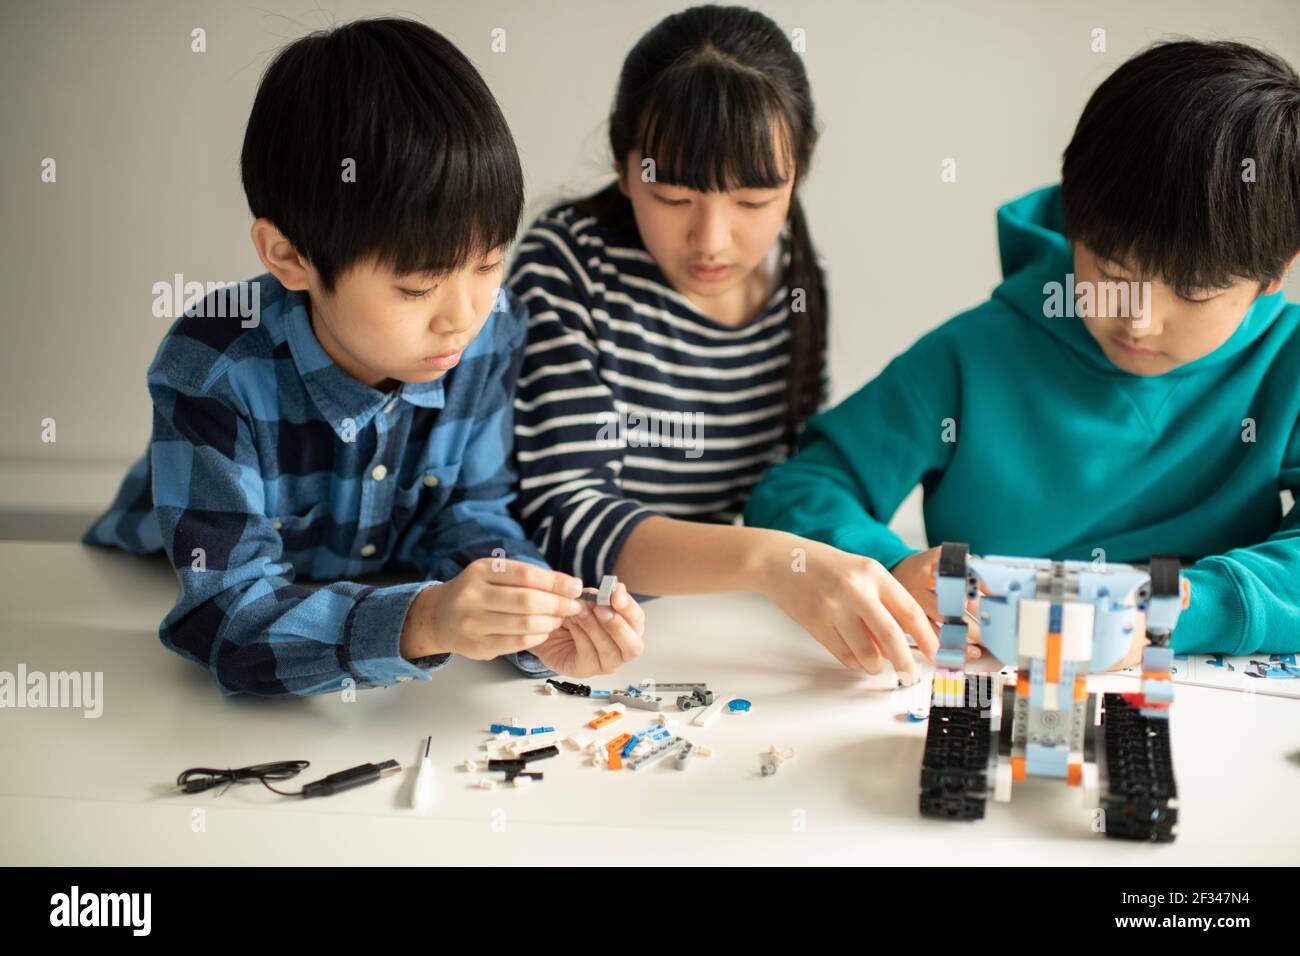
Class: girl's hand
530,581,646,677
891,546,985,659
759,537,937,683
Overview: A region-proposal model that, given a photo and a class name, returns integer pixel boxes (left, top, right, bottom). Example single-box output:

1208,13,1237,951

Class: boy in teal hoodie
745,40,1300,661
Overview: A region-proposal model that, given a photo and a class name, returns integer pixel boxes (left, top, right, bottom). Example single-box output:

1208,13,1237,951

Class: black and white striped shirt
509,204,822,585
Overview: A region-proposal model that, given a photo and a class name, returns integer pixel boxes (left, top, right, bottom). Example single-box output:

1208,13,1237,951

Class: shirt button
422,473,440,488
360,544,377,558
383,399,397,415
371,464,388,481
271,519,283,530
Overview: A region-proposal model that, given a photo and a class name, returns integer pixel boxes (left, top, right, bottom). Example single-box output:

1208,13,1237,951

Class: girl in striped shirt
509,5,939,682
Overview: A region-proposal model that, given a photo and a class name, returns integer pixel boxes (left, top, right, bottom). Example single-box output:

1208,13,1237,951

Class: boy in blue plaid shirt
83,19,645,697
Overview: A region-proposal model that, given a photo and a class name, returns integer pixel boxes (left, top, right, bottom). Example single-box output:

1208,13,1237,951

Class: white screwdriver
411,735,434,810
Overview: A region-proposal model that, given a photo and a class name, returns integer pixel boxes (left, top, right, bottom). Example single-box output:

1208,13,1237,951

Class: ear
1260,251,1299,297
250,219,312,292
615,161,630,199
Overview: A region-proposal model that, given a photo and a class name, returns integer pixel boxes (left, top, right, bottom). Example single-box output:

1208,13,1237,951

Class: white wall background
2,0,1297,526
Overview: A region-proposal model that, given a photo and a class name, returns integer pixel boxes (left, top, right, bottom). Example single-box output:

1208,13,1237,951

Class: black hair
1062,39,1300,297
240,17,524,292
575,4,824,446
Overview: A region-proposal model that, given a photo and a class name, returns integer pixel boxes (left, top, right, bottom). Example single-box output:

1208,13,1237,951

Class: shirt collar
283,288,445,440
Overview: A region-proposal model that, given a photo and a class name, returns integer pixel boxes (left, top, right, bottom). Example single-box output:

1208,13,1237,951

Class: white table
1,542,1295,865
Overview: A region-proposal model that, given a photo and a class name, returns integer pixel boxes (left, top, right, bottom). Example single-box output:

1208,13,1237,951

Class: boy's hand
1111,610,1149,670
891,546,985,659
400,558,584,661
530,581,646,677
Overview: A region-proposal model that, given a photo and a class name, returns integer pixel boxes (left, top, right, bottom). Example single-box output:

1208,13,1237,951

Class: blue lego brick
1049,602,1063,634
935,647,966,670
530,726,555,734
1143,646,1174,673
490,724,527,736
938,622,967,650
1029,658,1046,709
935,574,968,617
1142,678,1174,704
1025,742,1069,778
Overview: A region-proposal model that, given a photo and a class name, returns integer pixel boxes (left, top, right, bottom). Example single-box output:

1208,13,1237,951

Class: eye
738,199,774,209
654,194,689,207
478,260,504,274
400,288,432,299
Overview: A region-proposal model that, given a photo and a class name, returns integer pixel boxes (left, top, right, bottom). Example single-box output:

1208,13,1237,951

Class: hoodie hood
990,184,1287,378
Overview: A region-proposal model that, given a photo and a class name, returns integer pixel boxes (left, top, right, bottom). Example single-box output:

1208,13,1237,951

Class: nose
688,201,731,258
428,280,483,342
1125,284,1164,337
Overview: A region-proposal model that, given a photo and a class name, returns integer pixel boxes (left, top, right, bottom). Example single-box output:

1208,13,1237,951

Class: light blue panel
1142,679,1174,704
1147,593,1183,632
935,574,968,617
1026,742,1069,778
1143,646,1175,672
936,648,966,670
939,622,967,650
979,597,1020,666
1029,658,1046,709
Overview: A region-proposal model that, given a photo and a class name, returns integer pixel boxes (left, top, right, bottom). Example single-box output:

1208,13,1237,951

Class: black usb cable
177,759,400,798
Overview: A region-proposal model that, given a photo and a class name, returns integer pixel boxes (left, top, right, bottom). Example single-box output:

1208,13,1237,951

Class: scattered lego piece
546,678,592,697
674,742,694,770
462,759,478,773
626,736,687,772
691,694,730,728
477,778,496,791
906,704,929,723
652,713,671,725
609,689,664,712
564,733,590,750
727,698,752,714
512,775,534,788
489,723,527,736
588,710,623,730
542,682,558,696
765,745,797,766
692,743,713,758
530,725,555,734
518,744,559,764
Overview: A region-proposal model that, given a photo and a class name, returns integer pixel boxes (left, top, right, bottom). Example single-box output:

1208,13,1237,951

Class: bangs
241,18,524,290
635,54,795,191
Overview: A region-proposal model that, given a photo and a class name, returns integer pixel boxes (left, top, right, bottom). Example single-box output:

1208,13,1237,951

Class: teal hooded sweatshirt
744,185,1300,656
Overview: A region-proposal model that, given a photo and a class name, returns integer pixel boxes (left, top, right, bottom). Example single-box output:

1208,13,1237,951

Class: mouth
686,263,734,283
422,348,463,371
1110,335,1162,358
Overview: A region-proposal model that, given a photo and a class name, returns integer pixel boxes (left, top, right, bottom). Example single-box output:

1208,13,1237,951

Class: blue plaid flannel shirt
83,273,554,696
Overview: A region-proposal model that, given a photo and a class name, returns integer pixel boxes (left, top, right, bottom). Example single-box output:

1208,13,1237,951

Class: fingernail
564,578,583,598
897,672,915,687
594,606,613,623
569,600,584,615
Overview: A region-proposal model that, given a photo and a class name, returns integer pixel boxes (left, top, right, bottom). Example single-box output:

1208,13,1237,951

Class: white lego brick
691,694,730,727
477,778,496,791
1017,599,1050,658
597,575,617,606
1044,682,1059,711
1081,762,1100,809
564,733,590,751
512,776,533,788
462,759,478,773
995,757,1013,803
1060,602,1096,661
